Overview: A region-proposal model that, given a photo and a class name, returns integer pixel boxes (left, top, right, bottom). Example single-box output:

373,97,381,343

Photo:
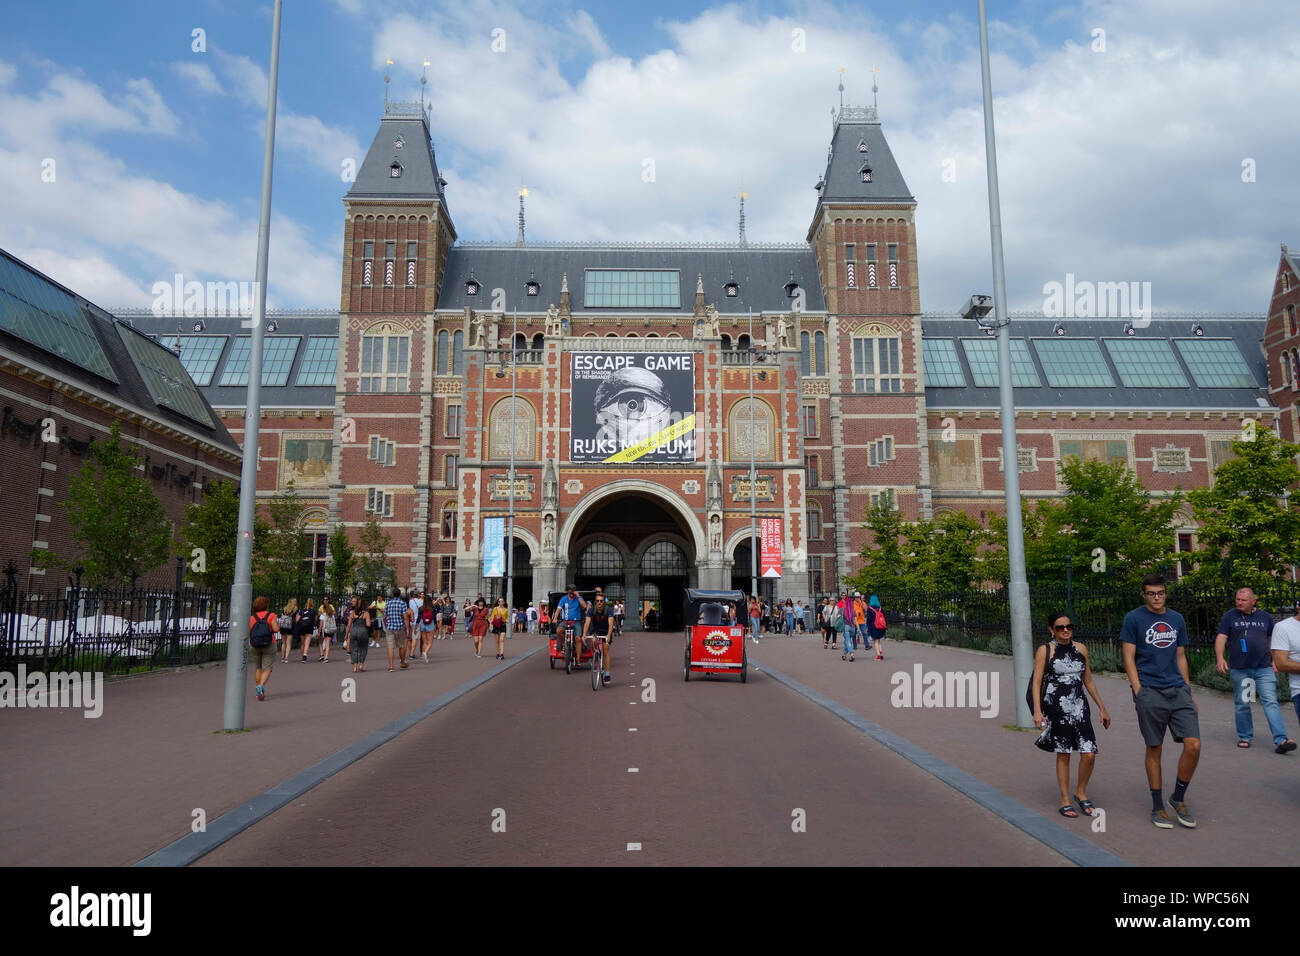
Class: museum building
124,98,1300,623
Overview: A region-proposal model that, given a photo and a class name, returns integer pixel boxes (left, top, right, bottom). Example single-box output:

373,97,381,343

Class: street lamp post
748,309,759,612
487,311,520,643
977,0,1034,727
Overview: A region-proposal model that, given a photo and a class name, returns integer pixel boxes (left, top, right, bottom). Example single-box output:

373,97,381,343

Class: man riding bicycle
556,584,587,658
582,593,614,685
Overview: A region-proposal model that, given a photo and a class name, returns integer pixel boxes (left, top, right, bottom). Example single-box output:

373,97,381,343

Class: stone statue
545,304,563,337
471,311,486,347
709,513,722,552
703,304,720,338
776,315,791,349
542,513,555,551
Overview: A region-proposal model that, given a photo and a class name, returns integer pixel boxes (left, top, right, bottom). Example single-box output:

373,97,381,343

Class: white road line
627,843,642,851
628,768,639,773
628,728,637,732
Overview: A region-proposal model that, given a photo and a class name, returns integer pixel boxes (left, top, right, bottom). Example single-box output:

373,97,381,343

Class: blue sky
0,1,1295,314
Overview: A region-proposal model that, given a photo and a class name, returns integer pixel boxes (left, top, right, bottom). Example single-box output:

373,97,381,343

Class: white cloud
171,60,223,95
0,60,16,87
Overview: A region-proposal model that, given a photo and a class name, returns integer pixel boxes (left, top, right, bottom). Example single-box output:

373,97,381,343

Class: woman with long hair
345,595,370,673
1032,610,1111,819
489,597,509,660
469,597,490,658
281,598,299,663
319,596,337,662
299,597,318,663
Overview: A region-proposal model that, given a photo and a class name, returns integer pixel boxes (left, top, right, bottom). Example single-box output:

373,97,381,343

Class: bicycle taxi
682,588,748,682
546,589,599,674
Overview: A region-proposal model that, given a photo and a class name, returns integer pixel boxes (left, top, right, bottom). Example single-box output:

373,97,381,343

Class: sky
0,0,1296,315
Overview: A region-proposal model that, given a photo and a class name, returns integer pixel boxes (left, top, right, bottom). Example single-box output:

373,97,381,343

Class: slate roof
122,311,341,410
345,104,453,227
808,107,914,237
436,243,826,315
0,247,240,455
920,315,1273,410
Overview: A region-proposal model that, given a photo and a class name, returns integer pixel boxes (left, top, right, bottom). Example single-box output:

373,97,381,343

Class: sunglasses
1053,624,1074,631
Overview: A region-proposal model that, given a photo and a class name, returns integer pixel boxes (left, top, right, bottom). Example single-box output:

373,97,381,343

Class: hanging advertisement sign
760,517,782,578
482,516,505,577
569,353,695,463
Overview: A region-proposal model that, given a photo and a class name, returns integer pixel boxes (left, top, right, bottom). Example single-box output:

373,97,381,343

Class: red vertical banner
760,517,782,578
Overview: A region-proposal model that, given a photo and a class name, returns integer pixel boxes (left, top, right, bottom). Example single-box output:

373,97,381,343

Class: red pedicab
682,588,748,682
545,589,599,673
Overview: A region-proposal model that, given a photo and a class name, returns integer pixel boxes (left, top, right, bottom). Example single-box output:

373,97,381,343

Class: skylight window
584,269,681,308
1103,338,1189,388
116,325,212,426
296,336,339,386
0,252,118,382
960,338,1040,387
921,339,966,387
1174,338,1257,388
158,335,226,386
220,336,301,387
1033,338,1116,387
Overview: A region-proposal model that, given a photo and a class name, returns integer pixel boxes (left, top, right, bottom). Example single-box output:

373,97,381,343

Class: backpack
1025,643,1059,712
420,604,435,626
322,611,337,636
872,607,887,631
249,611,273,649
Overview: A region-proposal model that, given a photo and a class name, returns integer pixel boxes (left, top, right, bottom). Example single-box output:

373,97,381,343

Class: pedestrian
490,597,510,660
345,595,370,673
281,598,299,663
784,599,796,636
319,596,337,662
299,597,319,663
840,593,858,662
539,602,550,634
368,595,384,647
464,597,475,636
1271,604,1300,733
248,595,280,701
527,602,538,633
820,597,836,649
1032,610,1111,819
442,597,455,639
867,594,887,660
749,595,762,644
1215,586,1296,753
470,597,490,658
795,600,806,634
1120,573,1201,829
405,589,422,662
382,586,410,672
417,594,437,662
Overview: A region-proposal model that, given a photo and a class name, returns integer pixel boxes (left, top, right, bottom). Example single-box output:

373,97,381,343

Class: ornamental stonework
1152,446,1191,473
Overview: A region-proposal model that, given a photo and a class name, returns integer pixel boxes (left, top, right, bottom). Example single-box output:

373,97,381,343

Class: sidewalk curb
755,660,1131,868
134,645,544,867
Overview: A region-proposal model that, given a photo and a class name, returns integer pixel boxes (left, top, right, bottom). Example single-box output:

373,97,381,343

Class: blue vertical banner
483,517,505,577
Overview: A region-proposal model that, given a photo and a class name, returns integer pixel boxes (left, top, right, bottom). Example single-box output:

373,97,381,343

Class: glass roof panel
1174,338,1257,388
116,324,213,427
921,338,966,387
1103,338,1188,387
960,337,1040,387
1032,338,1115,387
0,252,118,382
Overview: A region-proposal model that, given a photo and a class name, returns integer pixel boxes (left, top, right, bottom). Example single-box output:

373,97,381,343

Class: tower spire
420,59,429,113
872,65,879,117
738,191,748,247
516,186,527,246
837,67,846,111
384,57,393,107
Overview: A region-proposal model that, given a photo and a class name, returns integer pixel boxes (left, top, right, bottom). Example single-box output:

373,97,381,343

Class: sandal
1074,797,1096,817
849,654,855,661
1238,740,1251,748
1058,805,1078,818
842,653,847,661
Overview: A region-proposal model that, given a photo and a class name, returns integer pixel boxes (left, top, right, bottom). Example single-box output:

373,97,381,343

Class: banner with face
569,353,696,463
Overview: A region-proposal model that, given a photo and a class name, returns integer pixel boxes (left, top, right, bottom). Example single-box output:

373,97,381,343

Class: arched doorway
486,538,533,612
731,539,774,606
562,487,700,631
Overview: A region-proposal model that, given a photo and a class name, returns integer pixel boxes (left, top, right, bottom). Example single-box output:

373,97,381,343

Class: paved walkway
749,632,1296,866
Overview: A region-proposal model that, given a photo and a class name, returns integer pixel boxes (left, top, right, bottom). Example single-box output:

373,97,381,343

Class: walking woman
1032,610,1112,819
784,599,796,636
866,594,886,660
281,598,299,663
748,595,762,644
345,595,370,673
299,597,319,662
442,597,456,640
469,597,490,658
490,597,510,660
319,596,337,662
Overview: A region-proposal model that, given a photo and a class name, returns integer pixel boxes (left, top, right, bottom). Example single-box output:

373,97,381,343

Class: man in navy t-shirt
1215,586,1295,754
1120,573,1200,830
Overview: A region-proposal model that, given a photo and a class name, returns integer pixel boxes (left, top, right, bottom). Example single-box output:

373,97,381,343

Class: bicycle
589,634,609,691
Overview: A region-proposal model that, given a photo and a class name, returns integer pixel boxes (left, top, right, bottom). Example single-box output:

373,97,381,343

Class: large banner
760,517,782,578
570,353,695,463
482,517,505,577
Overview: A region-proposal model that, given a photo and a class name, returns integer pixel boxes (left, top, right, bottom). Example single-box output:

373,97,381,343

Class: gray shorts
249,645,276,671
1133,684,1200,746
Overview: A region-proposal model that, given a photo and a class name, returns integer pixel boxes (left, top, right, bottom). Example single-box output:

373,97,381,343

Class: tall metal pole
748,309,758,609
979,0,1033,727
223,0,283,731
506,309,517,643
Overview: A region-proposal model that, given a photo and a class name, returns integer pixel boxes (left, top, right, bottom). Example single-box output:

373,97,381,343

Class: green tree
355,517,395,591
258,481,309,591
179,480,268,590
327,524,356,595
1187,427,1300,591
906,511,989,592
31,420,171,587
846,501,908,595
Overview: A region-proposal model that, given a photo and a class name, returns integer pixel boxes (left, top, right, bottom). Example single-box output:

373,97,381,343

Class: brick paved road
197,632,1069,866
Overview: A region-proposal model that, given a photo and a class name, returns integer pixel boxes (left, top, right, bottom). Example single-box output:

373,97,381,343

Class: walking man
1120,573,1201,829
1216,586,1296,753
1271,605,1300,733
383,586,411,672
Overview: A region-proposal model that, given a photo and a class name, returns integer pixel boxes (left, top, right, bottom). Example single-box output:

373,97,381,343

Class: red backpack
872,607,887,631
420,604,435,625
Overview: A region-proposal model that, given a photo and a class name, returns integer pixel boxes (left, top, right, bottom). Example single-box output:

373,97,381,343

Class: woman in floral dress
1031,611,1111,819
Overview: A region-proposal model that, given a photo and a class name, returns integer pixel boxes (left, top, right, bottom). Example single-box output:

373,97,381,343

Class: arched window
437,329,449,375
1289,305,1297,336
801,330,811,375
720,334,732,350
488,396,536,459
452,330,464,376
531,333,544,349
578,541,623,576
642,541,687,574
807,505,823,540
728,397,775,461
852,331,901,392
440,500,458,540
1283,354,1293,388
814,331,826,375
737,333,751,351
360,323,409,392
514,332,528,351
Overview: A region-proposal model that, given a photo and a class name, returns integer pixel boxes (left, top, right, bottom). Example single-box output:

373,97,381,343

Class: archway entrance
566,491,697,630
731,540,775,605
486,539,532,611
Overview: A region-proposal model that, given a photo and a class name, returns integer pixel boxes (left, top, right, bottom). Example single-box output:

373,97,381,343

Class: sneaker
1276,740,1297,754
602,672,611,684
422,652,429,663
1167,798,1196,828
255,684,265,701
1151,809,1173,828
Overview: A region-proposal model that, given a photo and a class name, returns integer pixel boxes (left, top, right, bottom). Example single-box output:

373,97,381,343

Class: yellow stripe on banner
603,414,695,463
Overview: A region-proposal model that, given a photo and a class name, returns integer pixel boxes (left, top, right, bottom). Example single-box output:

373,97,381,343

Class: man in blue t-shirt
556,585,587,658
1120,573,1200,830
1216,586,1295,753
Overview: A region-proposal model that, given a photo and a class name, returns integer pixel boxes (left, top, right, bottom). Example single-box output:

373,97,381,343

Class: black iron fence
0,566,370,676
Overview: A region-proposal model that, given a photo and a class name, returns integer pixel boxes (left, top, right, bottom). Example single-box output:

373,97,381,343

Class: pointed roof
346,103,454,224
808,106,913,236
